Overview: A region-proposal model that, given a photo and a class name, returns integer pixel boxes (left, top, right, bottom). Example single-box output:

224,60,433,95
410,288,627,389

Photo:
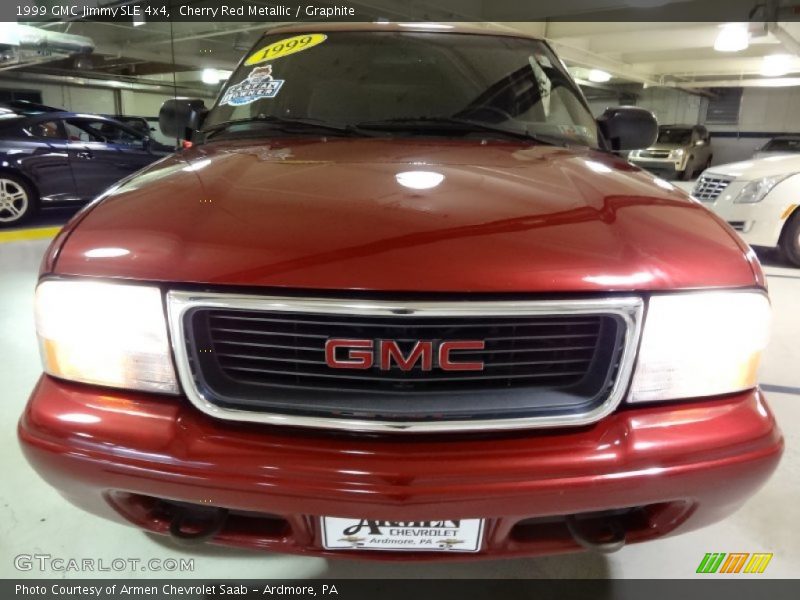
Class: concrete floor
1,215,797,579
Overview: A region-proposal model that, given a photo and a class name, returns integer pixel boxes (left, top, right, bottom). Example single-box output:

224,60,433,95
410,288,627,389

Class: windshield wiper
355,116,568,146
201,115,364,139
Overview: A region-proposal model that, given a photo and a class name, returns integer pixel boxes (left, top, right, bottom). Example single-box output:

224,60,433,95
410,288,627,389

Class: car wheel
0,175,38,226
779,210,800,267
678,166,693,181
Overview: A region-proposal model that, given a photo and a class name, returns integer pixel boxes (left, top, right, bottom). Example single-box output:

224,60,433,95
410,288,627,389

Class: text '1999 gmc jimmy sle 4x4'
19,24,783,559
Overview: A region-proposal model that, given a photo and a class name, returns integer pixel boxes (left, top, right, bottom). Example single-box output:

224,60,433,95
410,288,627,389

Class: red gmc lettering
325,339,484,371
439,340,485,370
325,339,373,369
380,341,433,371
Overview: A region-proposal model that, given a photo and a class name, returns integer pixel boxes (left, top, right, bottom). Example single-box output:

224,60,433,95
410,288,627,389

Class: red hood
52,138,756,293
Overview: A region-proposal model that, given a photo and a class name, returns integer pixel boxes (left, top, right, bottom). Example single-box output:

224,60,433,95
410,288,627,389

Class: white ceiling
503,21,800,86
13,17,800,91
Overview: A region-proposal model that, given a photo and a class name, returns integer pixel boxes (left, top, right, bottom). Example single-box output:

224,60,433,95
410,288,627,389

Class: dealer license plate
320,517,484,552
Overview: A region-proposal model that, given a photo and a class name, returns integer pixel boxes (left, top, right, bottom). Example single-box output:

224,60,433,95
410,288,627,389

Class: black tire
0,174,38,227
694,157,712,179
779,210,800,267
678,166,693,181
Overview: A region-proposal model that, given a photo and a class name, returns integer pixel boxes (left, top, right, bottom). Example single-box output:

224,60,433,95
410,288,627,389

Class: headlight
629,150,640,158
670,149,685,157
35,280,178,393
734,173,793,203
629,291,770,403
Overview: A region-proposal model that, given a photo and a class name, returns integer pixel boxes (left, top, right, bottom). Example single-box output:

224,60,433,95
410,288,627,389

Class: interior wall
119,90,182,118
0,78,216,146
713,87,800,133
585,87,708,128
0,80,94,111
0,78,214,117
586,85,800,136
705,87,800,165
637,87,706,126
0,78,120,113
626,85,800,166
586,98,618,117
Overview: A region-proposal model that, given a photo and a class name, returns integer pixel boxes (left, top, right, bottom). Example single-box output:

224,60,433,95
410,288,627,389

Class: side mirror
159,98,208,139
597,107,658,152
695,139,706,146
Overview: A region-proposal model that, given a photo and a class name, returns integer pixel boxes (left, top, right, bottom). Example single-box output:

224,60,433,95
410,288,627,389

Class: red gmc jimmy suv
19,24,783,559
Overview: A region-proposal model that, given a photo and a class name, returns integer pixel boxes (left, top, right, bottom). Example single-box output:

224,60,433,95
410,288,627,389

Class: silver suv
629,124,712,180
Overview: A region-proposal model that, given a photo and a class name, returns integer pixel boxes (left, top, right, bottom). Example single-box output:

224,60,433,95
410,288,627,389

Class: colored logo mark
696,552,773,574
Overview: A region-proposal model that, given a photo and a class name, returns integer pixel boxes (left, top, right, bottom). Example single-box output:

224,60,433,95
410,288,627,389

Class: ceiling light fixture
714,23,749,52
201,69,231,85
761,54,792,77
588,69,612,83
201,68,220,84
755,77,800,87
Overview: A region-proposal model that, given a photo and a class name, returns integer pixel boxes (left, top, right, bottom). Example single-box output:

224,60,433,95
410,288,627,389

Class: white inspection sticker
321,517,484,552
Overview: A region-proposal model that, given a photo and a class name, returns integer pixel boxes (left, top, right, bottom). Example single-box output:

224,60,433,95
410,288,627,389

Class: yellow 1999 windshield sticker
245,34,327,66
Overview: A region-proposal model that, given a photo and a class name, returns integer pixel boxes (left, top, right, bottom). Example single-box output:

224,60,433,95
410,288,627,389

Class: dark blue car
0,106,172,226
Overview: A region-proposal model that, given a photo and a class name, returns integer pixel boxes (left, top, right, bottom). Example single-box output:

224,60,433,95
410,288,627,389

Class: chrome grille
693,175,733,202
639,150,670,159
167,293,643,433
202,311,606,392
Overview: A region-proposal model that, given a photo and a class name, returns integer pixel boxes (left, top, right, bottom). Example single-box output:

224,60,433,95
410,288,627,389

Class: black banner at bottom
4,579,800,600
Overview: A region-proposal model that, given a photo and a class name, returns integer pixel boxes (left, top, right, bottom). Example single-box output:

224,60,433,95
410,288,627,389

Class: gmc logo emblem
325,339,485,371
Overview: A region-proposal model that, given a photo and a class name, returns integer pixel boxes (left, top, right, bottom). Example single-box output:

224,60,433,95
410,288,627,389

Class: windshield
761,138,800,153
204,31,599,147
656,128,692,145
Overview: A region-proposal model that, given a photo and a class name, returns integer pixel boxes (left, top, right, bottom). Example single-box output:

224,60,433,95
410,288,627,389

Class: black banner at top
5,0,800,23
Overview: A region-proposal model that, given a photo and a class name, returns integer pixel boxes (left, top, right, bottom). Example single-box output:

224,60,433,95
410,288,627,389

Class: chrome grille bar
167,292,643,433
693,174,734,202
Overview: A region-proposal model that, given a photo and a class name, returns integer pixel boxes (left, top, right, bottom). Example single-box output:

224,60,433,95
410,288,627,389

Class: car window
0,125,25,137
205,31,599,148
656,128,692,144
0,116,27,138
25,120,65,140
762,138,800,153
64,121,102,142
121,118,150,135
65,119,144,146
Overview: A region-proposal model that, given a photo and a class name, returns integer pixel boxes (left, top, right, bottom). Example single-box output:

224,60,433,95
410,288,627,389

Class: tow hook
566,513,627,554
168,505,229,543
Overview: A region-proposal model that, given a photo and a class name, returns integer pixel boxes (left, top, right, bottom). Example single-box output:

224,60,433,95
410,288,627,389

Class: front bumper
699,184,787,248
629,156,685,174
19,375,783,560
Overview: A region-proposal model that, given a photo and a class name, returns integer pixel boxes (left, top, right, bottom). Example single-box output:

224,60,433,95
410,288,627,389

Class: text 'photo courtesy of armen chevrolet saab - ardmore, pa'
0,0,799,597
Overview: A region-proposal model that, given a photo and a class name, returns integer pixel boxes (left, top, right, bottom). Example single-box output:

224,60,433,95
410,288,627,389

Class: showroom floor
1,201,798,579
